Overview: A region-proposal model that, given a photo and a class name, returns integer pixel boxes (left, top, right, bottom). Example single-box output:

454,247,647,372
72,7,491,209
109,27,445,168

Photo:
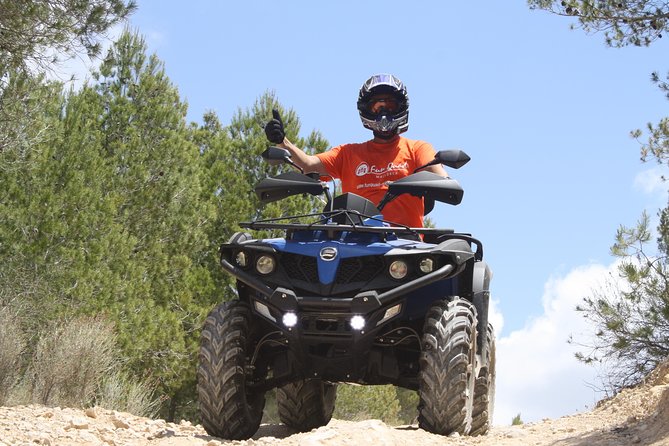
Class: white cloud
634,166,668,196
492,262,620,426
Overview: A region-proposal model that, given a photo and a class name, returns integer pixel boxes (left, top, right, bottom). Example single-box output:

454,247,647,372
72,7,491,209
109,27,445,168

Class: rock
79,431,98,442
66,417,89,430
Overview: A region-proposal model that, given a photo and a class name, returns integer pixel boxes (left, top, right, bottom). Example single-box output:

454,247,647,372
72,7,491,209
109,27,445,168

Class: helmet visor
366,95,400,114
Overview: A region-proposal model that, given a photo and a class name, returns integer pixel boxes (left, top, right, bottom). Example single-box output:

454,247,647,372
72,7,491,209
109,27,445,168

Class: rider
264,73,447,228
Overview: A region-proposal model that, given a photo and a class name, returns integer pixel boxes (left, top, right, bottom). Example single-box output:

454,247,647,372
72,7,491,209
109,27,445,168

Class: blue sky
69,0,669,427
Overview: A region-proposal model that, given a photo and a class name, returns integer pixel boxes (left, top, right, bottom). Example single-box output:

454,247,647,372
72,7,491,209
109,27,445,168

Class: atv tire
470,323,496,436
418,297,477,435
197,300,265,440
277,379,337,431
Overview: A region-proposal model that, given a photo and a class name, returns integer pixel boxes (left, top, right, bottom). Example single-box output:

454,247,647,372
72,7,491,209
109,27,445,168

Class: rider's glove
265,109,285,144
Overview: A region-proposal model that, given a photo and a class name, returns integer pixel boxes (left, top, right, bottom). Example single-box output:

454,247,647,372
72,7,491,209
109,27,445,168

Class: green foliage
0,307,25,405
395,387,419,424
530,0,669,394
571,211,669,392
632,71,669,166
0,29,215,419
0,0,136,155
528,1,669,47
512,413,524,425
333,385,401,424
0,24,335,421
529,3,669,192
196,91,329,289
0,0,136,71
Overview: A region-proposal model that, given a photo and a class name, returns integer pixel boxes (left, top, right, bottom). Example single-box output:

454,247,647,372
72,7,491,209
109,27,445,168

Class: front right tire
418,297,477,435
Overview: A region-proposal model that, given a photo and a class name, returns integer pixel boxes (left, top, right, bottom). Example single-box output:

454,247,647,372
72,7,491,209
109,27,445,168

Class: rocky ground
1,362,668,446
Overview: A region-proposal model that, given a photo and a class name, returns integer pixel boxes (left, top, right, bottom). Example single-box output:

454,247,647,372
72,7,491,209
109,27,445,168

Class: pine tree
85,30,216,418
529,0,669,392
528,1,669,47
196,91,330,294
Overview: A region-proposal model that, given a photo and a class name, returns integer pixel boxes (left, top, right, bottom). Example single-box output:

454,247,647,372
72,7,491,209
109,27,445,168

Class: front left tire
197,300,265,440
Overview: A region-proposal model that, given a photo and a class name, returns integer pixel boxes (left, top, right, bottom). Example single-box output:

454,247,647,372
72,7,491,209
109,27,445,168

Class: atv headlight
419,257,434,274
350,315,366,331
256,255,276,275
234,251,249,268
389,260,408,279
282,312,298,328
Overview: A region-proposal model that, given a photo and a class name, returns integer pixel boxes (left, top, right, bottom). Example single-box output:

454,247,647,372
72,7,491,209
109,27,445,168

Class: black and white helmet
357,73,409,137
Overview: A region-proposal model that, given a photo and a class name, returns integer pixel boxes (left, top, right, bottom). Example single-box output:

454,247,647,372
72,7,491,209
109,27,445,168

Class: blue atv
197,147,495,439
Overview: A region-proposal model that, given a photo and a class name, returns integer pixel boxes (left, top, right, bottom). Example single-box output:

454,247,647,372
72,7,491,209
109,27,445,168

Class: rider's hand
265,109,285,144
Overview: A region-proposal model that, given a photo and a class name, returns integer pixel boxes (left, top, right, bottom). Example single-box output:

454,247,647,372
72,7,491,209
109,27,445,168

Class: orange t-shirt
316,136,437,228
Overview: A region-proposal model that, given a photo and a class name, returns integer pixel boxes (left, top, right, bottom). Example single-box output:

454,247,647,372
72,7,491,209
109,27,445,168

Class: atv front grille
281,253,385,287
335,256,385,284
300,314,352,335
281,253,319,282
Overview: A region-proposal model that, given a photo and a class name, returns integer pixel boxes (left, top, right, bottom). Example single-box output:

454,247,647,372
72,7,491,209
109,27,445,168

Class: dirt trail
2,362,668,446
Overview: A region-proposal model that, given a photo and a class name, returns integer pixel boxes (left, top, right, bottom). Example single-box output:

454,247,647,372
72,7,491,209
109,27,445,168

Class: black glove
264,109,285,144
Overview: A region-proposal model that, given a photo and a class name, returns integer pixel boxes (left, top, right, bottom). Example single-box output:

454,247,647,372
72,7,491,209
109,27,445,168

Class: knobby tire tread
197,301,265,440
277,379,337,432
418,297,477,435
470,323,496,436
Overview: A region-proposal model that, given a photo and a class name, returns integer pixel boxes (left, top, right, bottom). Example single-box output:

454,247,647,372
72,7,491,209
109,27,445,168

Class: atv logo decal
319,247,338,261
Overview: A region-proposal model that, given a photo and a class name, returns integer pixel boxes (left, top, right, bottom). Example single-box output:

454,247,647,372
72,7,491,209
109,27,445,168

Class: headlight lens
256,255,276,275
389,260,408,279
234,251,249,268
350,315,366,330
419,257,434,274
282,312,298,328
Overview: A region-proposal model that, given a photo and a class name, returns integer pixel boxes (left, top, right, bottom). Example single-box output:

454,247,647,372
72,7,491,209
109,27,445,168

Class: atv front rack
239,209,484,261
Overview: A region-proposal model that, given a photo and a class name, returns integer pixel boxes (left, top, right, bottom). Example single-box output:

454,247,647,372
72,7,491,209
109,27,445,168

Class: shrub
30,316,117,407
96,371,161,418
333,384,401,424
0,306,25,404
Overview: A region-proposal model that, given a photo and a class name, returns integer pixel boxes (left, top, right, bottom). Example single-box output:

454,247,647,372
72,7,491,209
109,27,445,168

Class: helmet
357,74,409,138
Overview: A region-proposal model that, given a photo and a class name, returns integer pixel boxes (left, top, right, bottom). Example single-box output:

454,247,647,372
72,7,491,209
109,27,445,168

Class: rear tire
277,379,337,431
418,297,477,435
197,301,265,440
470,323,496,436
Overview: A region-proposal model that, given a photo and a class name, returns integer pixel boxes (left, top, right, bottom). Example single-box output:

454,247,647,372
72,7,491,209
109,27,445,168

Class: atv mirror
262,147,292,164
261,146,303,173
435,150,470,169
414,149,470,173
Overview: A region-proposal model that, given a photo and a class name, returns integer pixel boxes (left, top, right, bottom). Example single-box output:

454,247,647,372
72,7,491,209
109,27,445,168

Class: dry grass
0,309,159,417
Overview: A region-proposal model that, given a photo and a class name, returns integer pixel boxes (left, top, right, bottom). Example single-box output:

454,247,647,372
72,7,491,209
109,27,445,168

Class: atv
197,146,495,440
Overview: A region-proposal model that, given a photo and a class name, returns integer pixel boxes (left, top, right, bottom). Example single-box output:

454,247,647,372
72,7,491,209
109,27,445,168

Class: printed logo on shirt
354,161,408,177
355,163,370,176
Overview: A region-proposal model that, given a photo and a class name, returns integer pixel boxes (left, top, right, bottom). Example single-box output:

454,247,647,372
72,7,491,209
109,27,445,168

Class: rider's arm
277,137,328,175
426,164,448,177
414,141,448,177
